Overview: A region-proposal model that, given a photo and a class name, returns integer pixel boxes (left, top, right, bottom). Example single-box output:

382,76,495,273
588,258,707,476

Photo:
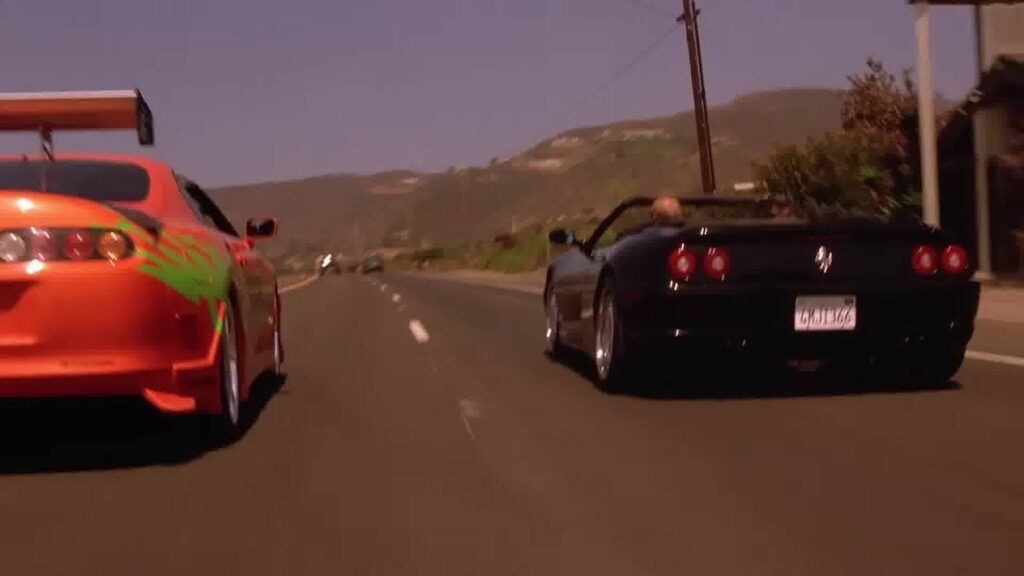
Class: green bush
754,58,925,220
756,131,918,219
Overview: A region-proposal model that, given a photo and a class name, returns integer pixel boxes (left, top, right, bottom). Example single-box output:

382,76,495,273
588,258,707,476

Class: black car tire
916,344,967,385
873,344,966,387
593,277,635,393
544,288,568,359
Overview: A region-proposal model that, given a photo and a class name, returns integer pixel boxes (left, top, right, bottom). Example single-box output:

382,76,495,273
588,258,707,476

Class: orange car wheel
212,298,243,438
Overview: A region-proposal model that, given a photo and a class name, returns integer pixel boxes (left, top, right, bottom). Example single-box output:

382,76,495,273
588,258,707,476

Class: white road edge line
965,350,1024,368
408,320,430,343
280,275,319,294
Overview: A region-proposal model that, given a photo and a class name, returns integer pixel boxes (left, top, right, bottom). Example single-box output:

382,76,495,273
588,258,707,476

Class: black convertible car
544,196,980,391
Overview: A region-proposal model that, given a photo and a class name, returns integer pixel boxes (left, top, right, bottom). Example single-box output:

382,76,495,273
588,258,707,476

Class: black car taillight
702,247,731,281
668,246,698,281
941,245,969,275
912,245,938,276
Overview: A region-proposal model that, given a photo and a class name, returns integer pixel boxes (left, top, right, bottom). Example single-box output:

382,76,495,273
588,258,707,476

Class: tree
841,58,917,154
755,58,925,219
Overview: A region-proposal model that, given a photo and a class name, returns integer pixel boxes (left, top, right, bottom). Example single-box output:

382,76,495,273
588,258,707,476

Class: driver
651,196,684,225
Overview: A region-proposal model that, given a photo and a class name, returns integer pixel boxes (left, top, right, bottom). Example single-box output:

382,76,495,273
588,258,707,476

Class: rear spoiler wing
0,89,154,155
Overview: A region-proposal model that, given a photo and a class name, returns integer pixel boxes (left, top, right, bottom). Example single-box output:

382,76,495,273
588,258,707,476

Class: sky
0,0,978,187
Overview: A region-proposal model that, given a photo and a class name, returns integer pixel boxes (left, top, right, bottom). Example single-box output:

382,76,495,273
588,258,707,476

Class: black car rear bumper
620,281,980,360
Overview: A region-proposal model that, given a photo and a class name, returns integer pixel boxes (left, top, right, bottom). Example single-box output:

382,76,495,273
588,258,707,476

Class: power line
621,0,676,19
558,22,682,123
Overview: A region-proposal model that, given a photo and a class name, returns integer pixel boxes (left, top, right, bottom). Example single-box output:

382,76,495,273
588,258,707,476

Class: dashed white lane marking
459,399,482,441
966,350,1024,368
392,293,402,303
408,320,430,343
379,284,387,292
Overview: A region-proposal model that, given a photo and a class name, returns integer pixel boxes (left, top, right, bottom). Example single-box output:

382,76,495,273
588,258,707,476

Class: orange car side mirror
245,217,278,243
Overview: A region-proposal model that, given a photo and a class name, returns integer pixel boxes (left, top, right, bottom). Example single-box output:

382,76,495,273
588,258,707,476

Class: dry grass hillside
210,88,845,265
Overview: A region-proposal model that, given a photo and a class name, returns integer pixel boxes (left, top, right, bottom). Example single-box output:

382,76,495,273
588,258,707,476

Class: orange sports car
0,90,283,435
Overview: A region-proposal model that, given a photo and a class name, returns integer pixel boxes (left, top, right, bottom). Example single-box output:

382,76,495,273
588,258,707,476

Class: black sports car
543,196,980,391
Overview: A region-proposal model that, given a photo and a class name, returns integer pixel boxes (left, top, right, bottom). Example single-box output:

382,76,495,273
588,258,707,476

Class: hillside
210,88,845,265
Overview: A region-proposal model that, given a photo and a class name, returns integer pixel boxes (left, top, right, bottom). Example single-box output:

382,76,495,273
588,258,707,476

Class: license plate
794,295,857,332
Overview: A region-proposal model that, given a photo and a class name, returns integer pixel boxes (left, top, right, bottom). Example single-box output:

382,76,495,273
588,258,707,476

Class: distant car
360,255,383,273
0,90,283,436
318,253,342,275
544,196,980,391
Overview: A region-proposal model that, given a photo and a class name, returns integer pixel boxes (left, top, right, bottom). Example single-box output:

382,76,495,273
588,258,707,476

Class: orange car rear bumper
0,354,221,414
0,261,225,414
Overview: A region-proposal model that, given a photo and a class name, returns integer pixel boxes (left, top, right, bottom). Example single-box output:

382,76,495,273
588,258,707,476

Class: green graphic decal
100,219,232,333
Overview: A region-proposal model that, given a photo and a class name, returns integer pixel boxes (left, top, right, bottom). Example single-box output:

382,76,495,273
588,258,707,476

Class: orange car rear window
0,160,149,202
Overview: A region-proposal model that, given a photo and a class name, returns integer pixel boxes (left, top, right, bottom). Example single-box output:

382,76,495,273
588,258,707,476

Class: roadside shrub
755,58,927,220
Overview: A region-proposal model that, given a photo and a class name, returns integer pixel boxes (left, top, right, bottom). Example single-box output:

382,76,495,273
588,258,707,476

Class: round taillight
703,247,731,280
0,231,27,263
63,230,95,260
941,245,969,275
97,231,129,261
668,247,698,280
912,245,938,276
26,228,56,261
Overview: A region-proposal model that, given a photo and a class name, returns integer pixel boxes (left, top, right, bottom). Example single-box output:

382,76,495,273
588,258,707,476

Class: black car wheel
594,278,634,392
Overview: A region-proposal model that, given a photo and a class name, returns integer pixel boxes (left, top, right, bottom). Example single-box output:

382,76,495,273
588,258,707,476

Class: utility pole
914,2,941,229
679,0,716,195
458,171,466,231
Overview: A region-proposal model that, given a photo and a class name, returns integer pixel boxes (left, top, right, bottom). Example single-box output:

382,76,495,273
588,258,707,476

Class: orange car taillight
0,231,27,263
27,228,56,261
96,231,130,261
0,228,134,263
63,230,95,260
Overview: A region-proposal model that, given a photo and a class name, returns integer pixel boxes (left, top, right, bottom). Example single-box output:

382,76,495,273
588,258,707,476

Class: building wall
978,5,1024,69
977,106,1014,156
1011,101,1024,150
986,102,1024,275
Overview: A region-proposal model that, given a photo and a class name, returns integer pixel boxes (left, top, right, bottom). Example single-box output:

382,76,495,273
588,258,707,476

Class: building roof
907,1,1024,5
940,54,1024,150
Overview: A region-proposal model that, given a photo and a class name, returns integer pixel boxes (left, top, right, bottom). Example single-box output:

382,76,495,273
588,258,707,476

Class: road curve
0,272,1022,575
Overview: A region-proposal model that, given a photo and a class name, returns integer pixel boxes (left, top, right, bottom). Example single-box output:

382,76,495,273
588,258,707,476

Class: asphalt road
1,272,1023,575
